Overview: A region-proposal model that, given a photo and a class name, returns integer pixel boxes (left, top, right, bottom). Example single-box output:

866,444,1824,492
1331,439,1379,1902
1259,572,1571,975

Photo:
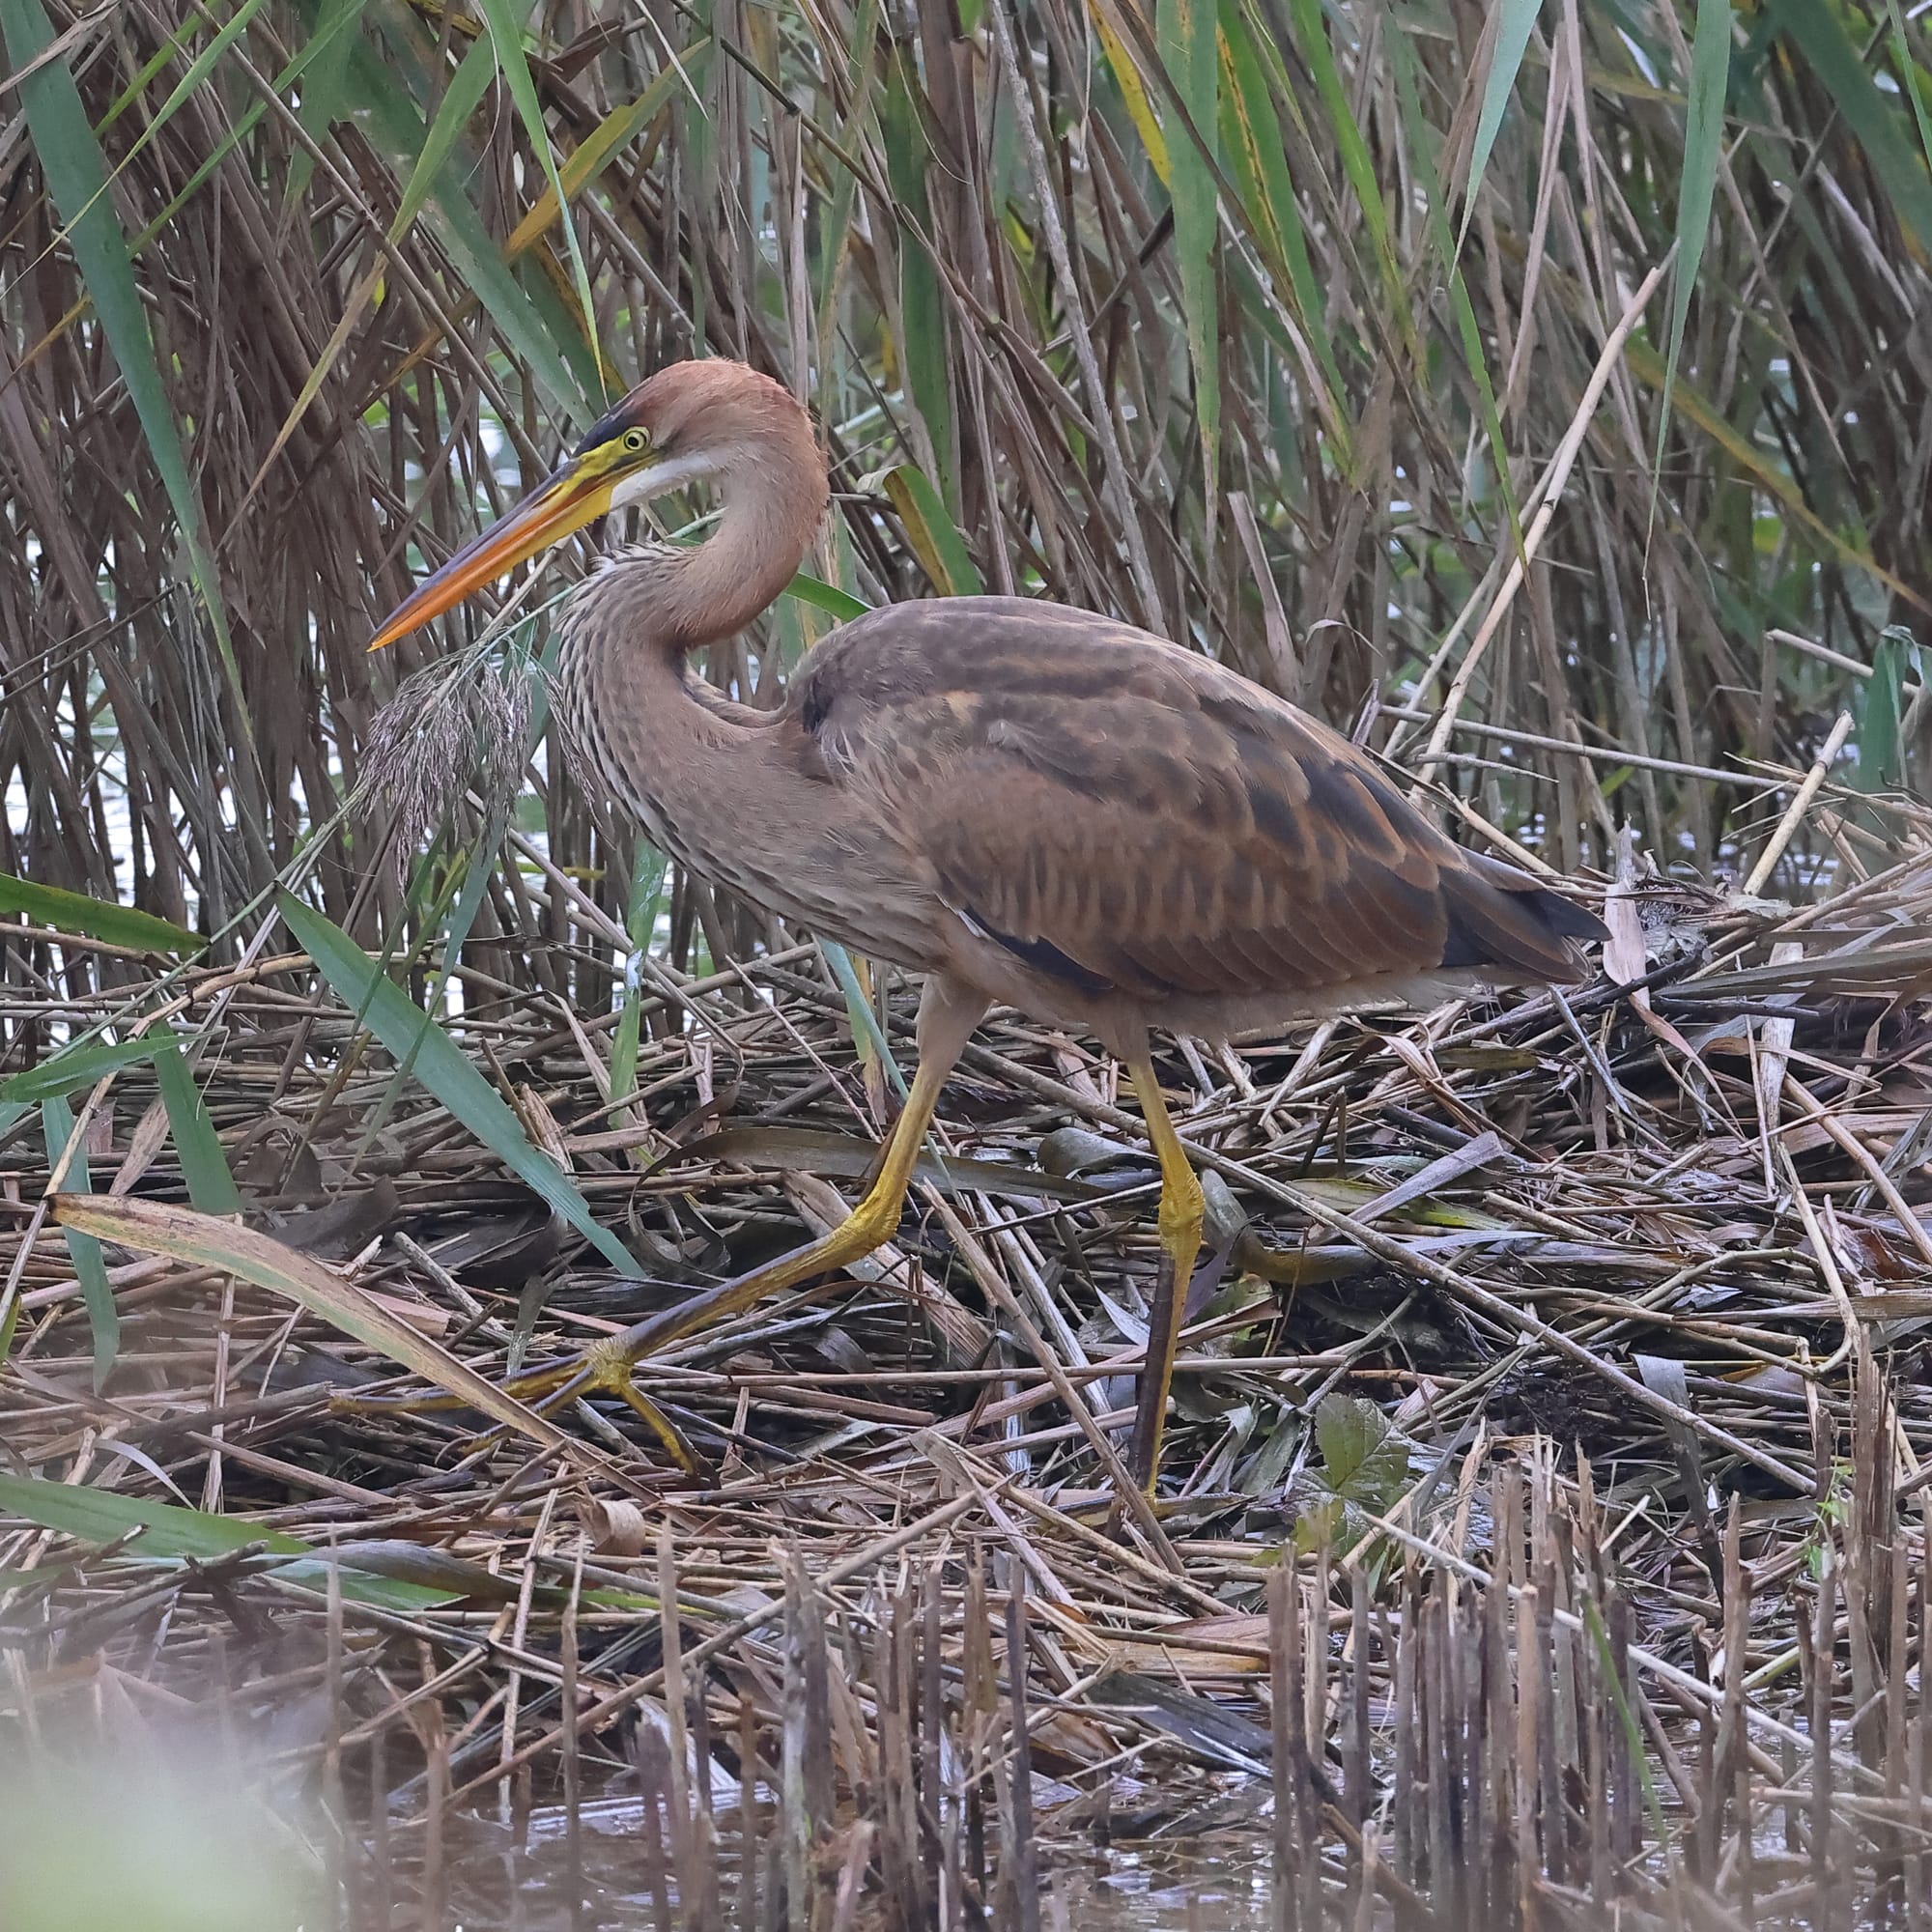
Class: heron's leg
539,980,988,1418
1123,1043,1205,1492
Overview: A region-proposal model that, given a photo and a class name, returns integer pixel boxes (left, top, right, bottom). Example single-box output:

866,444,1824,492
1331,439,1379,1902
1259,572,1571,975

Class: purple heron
371,358,1603,1489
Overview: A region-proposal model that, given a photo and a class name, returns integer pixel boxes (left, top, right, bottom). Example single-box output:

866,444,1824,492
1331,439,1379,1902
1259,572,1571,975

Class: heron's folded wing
801,605,1596,1004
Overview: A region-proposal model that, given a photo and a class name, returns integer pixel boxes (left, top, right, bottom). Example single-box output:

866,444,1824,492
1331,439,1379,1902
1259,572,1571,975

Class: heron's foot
498,1338,710,1480
337,1209,901,1478
335,1339,709,1480
338,1040,956,1479
479,1189,920,1474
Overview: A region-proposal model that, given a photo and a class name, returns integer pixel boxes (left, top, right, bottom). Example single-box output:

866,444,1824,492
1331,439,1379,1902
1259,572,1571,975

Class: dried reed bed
4,763,1932,1925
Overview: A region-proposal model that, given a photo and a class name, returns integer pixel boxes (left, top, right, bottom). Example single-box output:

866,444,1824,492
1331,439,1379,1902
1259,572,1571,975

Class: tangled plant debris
4,774,1932,1924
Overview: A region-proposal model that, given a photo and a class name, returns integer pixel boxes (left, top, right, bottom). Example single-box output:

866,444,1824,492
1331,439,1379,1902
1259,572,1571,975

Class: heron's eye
621,429,648,454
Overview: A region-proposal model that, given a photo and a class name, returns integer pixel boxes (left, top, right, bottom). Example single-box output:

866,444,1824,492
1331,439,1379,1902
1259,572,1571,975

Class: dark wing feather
794,599,1602,1003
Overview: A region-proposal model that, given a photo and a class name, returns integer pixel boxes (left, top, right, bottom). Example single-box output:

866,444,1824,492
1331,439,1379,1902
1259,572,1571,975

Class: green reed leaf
56,1191,609,1466
1462,0,1544,254
0,1471,457,1611
1216,4,1347,444
152,1042,243,1219
1158,0,1223,524
285,0,369,207
1285,0,1415,360
277,891,643,1277
1657,0,1734,485
2,1038,164,1104
883,48,956,510
476,0,604,395
0,0,244,724
43,1095,116,1387
1768,0,1932,256
0,874,200,955
884,467,983,596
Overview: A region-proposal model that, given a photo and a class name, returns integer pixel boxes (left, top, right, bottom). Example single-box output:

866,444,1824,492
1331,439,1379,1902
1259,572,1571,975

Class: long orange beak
368,452,619,650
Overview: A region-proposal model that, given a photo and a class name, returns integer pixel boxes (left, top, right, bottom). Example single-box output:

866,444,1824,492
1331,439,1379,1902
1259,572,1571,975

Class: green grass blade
786,573,870,623
1657,0,1734,484
1769,0,1932,256
339,843,472,1162
1618,332,1923,610
88,0,271,194
1284,0,1416,362
476,0,603,394
812,0,877,335
0,1468,304,1560
1884,2,1932,177
882,49,956,508
0,1472,457,1610
97,22,192,138
1580,1593,1677,1860
276,891,643,1278
1216,4,1348,440
884,467,983,595
285,0,369,207
0,0,242,716
1094,1,1172,180
1858,628,1910,790
819,942,906,1094
608,842,669,1136
3,1037,169,1103
43,1095,116,1388
152,1042,243,1218
505,56,701,260
1157,0,1222,525
395,36,498,239
1460,0,1544,255
0,1024,183,1144
0,873,200,954
353,24,592,414
122,4,379,261
55,1190,608,1462
1387,27,1522,552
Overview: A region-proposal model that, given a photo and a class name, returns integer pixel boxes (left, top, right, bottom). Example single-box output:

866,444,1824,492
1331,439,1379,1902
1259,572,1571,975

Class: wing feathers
797,600,1603,1010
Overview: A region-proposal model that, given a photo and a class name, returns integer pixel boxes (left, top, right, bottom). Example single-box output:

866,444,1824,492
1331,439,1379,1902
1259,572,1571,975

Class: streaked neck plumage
551,393,829,850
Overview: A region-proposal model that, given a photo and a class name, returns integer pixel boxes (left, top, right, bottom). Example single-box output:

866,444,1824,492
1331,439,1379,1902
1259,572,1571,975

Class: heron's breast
554,627,947,971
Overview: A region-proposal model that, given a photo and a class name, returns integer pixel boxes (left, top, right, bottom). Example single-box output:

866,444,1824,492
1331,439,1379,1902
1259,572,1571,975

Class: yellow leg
1124,1045,1205,1492
507,980,986,1463
346,1331,710,1477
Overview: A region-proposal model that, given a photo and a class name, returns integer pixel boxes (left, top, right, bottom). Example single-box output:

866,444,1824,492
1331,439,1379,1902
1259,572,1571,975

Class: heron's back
789,598,1602,1041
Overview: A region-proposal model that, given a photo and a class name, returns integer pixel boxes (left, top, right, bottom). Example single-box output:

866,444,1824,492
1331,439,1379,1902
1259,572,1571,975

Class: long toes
609,1378,710,1481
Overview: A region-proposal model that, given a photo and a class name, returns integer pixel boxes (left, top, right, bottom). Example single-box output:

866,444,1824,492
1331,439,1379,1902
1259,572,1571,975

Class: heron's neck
556,425,827,813
646,433,828,654
554,437,826,866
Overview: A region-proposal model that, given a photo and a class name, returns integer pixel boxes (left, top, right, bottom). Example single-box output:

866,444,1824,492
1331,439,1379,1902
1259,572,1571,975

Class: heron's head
369,360,817,649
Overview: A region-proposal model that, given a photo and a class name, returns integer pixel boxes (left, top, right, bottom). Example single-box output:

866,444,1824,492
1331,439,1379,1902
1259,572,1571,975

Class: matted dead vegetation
5,776,1932,1926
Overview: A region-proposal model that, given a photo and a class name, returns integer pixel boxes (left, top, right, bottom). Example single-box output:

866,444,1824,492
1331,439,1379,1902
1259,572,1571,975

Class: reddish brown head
370,360,828,651
576,360,819,483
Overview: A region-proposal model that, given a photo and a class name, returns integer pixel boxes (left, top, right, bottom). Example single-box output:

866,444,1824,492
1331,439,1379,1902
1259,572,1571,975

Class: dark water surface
437,1799,1273,1932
